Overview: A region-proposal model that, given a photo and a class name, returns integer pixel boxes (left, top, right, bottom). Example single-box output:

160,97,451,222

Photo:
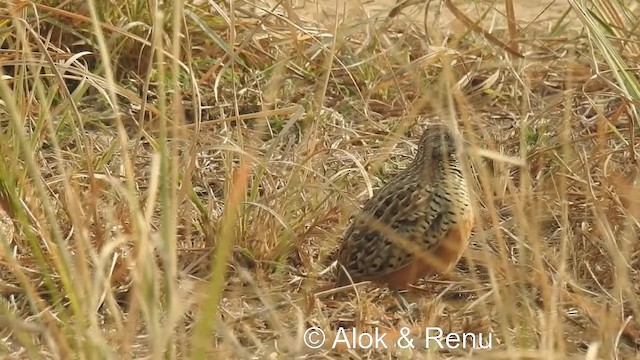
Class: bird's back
335,126,473,289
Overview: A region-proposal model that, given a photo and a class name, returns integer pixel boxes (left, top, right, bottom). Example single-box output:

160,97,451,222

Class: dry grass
0,0,639,358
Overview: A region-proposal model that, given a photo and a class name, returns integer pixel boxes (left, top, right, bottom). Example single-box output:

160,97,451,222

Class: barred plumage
335,124,474,290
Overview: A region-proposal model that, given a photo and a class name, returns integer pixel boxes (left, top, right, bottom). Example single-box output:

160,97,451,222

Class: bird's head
415,124,460,164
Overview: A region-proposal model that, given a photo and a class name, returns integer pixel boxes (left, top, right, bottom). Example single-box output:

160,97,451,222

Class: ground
289,0,577,27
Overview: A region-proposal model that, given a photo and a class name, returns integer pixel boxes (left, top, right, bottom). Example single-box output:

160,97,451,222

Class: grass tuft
0,0,638,358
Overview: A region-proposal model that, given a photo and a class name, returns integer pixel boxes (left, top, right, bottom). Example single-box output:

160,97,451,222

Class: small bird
335,124,475,290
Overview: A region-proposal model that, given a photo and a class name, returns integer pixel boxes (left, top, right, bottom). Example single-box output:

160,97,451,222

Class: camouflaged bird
335,124,475,290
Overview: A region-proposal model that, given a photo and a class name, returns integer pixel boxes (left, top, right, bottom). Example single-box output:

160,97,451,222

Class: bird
335,124,475,291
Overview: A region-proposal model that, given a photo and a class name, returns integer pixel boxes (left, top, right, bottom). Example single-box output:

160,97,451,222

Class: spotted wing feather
337,177,453,281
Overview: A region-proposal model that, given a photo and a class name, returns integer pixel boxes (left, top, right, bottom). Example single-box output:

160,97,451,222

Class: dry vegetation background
1,0,640,358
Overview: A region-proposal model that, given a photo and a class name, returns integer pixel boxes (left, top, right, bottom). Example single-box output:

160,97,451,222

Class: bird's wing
337,179,453,280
